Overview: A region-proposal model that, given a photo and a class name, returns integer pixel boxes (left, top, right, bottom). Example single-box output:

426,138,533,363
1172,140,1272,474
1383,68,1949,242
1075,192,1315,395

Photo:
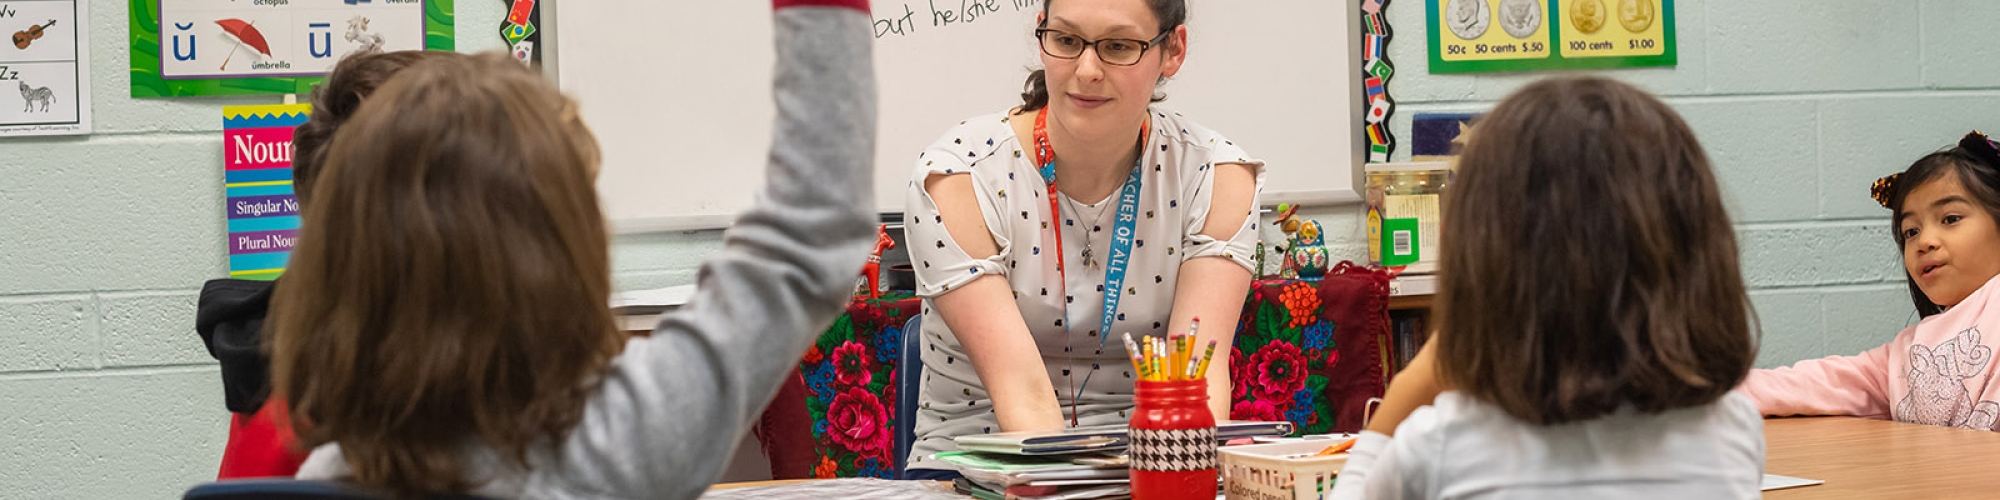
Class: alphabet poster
0,0,90,136
1427,0,1674,74
130,0,454,97
222,104,309,280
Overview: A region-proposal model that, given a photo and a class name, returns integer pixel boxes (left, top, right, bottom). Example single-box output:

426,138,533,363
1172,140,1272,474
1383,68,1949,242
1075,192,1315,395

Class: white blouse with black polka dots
902,107,1265,469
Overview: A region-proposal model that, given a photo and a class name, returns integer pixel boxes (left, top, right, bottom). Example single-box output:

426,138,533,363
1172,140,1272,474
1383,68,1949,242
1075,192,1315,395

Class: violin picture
13,20,56,50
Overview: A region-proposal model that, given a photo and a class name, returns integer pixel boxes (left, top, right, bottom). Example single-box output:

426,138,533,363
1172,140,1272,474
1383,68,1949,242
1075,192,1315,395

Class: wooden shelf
1388,293,1431,311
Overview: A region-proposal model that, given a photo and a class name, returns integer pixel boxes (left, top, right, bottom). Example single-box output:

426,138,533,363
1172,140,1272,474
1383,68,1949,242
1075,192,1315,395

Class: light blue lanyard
1038,159,1142,347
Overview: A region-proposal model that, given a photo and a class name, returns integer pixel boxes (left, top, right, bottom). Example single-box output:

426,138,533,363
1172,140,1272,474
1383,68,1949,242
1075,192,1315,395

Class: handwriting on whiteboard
873,0,1041,38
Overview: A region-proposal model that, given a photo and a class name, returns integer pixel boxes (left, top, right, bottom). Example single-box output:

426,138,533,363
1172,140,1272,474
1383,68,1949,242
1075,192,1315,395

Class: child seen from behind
270,2,878,497
1331,77,1764,499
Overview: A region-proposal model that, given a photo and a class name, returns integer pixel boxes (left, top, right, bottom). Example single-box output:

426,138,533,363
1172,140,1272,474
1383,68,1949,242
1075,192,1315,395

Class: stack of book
943,420,1295,500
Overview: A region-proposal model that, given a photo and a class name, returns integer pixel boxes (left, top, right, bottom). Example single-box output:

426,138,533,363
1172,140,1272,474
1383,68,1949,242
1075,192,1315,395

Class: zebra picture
19,81,54,113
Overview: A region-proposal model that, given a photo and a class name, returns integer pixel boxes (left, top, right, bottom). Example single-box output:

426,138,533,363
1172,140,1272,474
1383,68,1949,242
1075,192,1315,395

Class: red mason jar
1129,378,1217,500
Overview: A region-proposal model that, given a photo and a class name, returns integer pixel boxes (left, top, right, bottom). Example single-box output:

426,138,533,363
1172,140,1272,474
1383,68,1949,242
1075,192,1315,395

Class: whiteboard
547,0,1361,233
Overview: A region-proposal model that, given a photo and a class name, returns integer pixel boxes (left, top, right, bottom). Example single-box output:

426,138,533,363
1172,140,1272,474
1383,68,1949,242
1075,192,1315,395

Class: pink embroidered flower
882,370,897,409
1231,398,1285,422
1250,341,1307,402
826,387,892,459
1229,346,1249,401
832,341,873,387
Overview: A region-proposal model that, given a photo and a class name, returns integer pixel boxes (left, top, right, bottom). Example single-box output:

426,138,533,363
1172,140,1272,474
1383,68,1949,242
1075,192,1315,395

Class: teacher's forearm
1168,257,1254,420
932,275,1066,432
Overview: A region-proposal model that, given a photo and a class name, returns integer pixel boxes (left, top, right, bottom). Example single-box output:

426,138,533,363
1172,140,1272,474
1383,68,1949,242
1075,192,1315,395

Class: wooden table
706,479,814,491
1765,416,2000,499
721,417,2000,498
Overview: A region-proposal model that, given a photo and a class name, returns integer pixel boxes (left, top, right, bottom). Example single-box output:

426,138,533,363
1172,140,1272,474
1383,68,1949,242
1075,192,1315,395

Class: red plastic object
1129,379,1218,500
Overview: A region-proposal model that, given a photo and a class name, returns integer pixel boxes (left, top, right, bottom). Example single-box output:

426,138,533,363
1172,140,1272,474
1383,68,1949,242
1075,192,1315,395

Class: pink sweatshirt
1741,275,2000,431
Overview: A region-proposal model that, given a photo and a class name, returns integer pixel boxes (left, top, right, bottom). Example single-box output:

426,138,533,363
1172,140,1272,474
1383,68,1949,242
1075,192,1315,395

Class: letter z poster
0,0,91,136
222,104,309,280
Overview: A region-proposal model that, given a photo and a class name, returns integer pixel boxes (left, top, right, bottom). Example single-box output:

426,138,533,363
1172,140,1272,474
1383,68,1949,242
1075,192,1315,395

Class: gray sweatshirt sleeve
528,3,876,499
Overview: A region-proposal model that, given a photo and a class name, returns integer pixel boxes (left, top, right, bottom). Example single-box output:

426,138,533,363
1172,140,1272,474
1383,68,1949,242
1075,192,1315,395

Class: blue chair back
184,479,387,500
893,314,924,478
184,479,493,500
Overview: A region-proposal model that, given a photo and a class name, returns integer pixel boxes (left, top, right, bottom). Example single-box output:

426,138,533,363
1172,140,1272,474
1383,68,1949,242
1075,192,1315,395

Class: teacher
901,0,1264,477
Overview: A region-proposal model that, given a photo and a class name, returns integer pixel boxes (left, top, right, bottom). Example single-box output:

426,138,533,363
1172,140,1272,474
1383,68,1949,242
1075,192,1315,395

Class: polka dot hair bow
1871,131,2000,209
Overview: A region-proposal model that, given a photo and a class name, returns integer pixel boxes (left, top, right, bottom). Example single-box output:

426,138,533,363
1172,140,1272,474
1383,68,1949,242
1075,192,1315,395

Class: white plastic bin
1218,441,1349,500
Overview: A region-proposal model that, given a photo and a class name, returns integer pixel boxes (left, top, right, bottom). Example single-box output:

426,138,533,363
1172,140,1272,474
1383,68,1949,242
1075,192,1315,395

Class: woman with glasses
901,0,1264,480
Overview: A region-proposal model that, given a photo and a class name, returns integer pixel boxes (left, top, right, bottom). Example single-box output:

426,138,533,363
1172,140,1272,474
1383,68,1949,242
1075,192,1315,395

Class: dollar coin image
1498,0,1541,39
1618,0,1654,32
1445,0,1492,40
1571,0,1606,33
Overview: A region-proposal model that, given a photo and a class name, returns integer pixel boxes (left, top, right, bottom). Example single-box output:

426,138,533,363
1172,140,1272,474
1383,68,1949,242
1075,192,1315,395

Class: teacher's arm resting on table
1165,162,1257,419
928,173,1067,432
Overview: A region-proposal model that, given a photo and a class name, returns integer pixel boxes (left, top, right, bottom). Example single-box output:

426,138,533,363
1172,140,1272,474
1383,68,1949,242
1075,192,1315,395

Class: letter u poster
222,104,309,280
130,0,454,97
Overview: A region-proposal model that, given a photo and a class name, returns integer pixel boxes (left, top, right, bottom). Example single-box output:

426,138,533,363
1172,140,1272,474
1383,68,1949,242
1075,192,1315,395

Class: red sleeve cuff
774,0,869,12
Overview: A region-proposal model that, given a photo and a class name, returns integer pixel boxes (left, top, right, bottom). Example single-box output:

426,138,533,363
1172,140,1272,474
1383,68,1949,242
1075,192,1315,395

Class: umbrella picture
215,19,270,71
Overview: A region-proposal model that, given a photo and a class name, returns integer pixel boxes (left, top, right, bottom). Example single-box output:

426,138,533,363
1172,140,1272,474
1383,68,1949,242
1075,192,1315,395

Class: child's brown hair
291,50,464,206
1433,76,1756,425
269,53,621,495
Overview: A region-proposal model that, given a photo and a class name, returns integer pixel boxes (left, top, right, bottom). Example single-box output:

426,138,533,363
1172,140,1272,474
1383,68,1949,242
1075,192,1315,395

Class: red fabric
755,369,820,479
773,0,870,12
1311,263,1392,432
216,398,309,479
1229,263,1391,434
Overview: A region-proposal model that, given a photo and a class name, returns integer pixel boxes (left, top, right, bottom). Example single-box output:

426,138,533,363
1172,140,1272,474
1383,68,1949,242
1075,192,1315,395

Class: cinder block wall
2,1,1993,496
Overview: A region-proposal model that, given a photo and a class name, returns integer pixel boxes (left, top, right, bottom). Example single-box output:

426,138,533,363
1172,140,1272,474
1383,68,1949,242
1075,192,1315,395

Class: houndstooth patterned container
1130,379,1218,499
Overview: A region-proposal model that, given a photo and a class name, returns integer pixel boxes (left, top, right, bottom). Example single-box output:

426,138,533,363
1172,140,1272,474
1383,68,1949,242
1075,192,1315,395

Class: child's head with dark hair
269,52,618,496
1433,76,1756,426
291,50,465,206
1879,132,2000,317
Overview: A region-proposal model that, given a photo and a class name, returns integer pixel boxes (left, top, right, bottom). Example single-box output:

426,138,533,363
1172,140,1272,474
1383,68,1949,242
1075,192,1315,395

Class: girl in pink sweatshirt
1742,132,2000,430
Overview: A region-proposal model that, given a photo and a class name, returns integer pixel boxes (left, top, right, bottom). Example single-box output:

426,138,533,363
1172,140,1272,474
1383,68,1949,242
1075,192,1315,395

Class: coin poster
1428,0,1673,74
129,0,455,97
0,0,90,137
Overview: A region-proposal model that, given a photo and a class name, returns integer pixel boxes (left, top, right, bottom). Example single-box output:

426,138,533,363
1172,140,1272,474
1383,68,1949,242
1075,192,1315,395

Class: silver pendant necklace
1061,192,1115,270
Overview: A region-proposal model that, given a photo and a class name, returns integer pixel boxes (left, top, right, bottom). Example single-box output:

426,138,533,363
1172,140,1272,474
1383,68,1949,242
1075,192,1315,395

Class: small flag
1363,34,1384,60
1365,76,1385,100
1363,0,1383,14
507,0,537,27
1366,58,1393,80
1367,123,1387,145
511,41,535,65
1366,97,1390,124
1364,13,1386,36
1369,143,1390,163
502,21,537,45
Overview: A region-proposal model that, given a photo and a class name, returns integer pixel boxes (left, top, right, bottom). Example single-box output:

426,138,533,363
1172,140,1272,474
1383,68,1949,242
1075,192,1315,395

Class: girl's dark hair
292,50,465,207
1020,0,1187,111
1885,137,2000,317
1433,77,1756,426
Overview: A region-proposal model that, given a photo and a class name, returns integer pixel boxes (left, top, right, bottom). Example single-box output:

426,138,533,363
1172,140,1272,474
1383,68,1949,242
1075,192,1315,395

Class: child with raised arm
274,2,878,497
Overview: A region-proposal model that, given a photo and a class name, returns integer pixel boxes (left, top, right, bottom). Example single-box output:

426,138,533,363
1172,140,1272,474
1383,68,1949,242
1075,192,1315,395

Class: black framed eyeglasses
1035,28,1172,66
